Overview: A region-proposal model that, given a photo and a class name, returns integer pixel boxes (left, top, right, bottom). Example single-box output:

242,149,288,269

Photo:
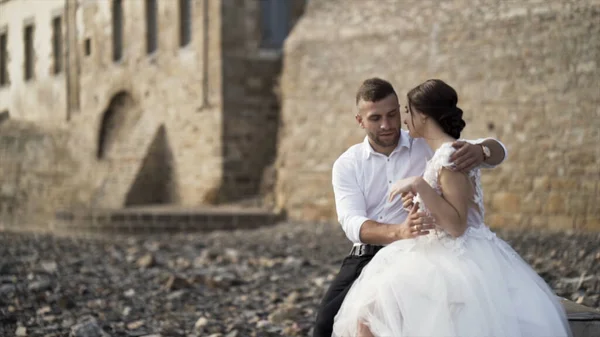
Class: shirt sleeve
332,156,369,244
465,137,508,169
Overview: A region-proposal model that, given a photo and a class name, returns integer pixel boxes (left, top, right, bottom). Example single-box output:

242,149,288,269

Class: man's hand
450,141,484,172
394,203,436,240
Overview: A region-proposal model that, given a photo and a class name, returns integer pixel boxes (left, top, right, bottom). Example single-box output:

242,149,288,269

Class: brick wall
275,0,600,230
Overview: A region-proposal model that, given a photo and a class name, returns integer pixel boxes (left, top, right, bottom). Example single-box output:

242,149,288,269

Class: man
312,78,507,337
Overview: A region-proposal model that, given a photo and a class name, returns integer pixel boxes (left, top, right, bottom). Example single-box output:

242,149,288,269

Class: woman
332,79,572,337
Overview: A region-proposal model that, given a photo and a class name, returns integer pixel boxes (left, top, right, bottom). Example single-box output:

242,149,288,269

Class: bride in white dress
332,79,572,337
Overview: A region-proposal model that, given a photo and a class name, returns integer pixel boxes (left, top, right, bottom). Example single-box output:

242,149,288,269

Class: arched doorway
97,91,138,160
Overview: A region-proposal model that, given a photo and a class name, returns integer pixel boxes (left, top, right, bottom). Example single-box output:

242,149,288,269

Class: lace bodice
413,142,485,230
411,142,506,255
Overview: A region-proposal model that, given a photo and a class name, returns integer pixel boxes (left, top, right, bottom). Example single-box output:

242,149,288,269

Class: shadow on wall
93,90,179,209
94,91,177,208
125,124,178,206
0,110,9,124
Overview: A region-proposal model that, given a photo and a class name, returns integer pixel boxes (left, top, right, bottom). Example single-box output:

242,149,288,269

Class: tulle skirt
332,226,572,337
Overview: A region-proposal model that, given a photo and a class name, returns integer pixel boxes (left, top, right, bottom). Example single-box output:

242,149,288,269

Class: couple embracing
313,78,572,337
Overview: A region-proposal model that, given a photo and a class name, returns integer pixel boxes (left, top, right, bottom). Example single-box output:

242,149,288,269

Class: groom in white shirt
312,78,507,337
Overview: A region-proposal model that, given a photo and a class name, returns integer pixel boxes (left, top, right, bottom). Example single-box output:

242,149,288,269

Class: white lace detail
412,142,518,258
411,142,467,217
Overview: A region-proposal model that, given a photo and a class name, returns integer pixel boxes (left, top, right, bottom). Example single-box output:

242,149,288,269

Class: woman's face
403,103,425,138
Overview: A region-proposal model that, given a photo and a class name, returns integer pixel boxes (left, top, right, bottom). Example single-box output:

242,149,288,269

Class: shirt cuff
342,215,370,244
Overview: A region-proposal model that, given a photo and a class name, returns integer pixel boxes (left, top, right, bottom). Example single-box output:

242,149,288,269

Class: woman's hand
388,177,419,202
401,191,416,210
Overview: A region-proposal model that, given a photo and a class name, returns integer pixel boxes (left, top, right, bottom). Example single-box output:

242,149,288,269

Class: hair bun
406,79,467,139
438,107,466,139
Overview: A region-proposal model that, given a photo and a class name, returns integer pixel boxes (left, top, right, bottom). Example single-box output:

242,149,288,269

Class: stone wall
0,120,79,230
0,0,307,230
218,0,306,203
70,0,224,209
0,0,68,125
276,0,600,230
0,0,225,228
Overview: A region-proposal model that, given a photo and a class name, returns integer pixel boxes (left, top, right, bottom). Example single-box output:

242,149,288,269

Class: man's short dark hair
355,78,397,105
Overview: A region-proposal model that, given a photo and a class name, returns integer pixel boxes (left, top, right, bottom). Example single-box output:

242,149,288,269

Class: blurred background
0,0,598,336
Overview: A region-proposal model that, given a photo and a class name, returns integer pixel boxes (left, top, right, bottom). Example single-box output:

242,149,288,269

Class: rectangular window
24,23,34,80
84,38,91,56
52,16,63,74
146,0,157,54
179,0,191,47
112,0,123,61
260,0,290,49
0,30,7,86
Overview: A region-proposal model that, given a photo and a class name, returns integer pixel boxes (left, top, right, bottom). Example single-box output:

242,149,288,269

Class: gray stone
0,283,16,296
41,261,58,273
564,299,600,337
28,279,52,292
70,316,110,337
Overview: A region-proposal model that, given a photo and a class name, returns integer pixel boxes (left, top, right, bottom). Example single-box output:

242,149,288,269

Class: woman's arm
411,168,473,237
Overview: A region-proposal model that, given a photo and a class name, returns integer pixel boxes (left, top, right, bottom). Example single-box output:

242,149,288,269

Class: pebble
194,317,208,330
15,326,27,336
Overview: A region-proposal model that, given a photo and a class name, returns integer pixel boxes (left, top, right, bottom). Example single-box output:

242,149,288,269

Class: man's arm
358,220,402,245
479,138,507,167
332,157,370,244
332,157,433,245
450,138,508,172
358,205,435,245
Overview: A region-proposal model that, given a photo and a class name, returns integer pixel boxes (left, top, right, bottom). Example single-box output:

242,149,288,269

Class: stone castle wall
218,0,306,203
0,0,76,230
71,0,224,208
0,0,225,228
275,0,600,230
0,120,80,230
0,0,68,125
0,0,306,229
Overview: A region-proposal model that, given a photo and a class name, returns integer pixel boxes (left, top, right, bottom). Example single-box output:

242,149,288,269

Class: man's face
356,94,401,151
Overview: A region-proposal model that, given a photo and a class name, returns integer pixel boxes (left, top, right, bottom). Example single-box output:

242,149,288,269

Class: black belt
349,244,384,257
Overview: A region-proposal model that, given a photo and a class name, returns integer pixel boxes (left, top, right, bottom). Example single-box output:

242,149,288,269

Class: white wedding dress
332,143,572,337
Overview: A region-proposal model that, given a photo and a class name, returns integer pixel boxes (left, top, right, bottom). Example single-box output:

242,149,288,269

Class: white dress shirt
332,129,507,245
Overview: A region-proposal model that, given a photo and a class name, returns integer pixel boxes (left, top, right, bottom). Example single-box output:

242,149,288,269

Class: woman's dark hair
406,79,466,139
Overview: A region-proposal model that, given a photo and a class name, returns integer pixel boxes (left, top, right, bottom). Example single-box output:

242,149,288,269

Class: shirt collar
363,129,412,160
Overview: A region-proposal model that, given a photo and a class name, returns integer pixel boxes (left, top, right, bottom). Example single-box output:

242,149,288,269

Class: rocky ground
1,222,599,337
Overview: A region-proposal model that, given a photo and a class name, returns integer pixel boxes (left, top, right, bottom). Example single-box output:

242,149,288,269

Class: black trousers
312,254,374,337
